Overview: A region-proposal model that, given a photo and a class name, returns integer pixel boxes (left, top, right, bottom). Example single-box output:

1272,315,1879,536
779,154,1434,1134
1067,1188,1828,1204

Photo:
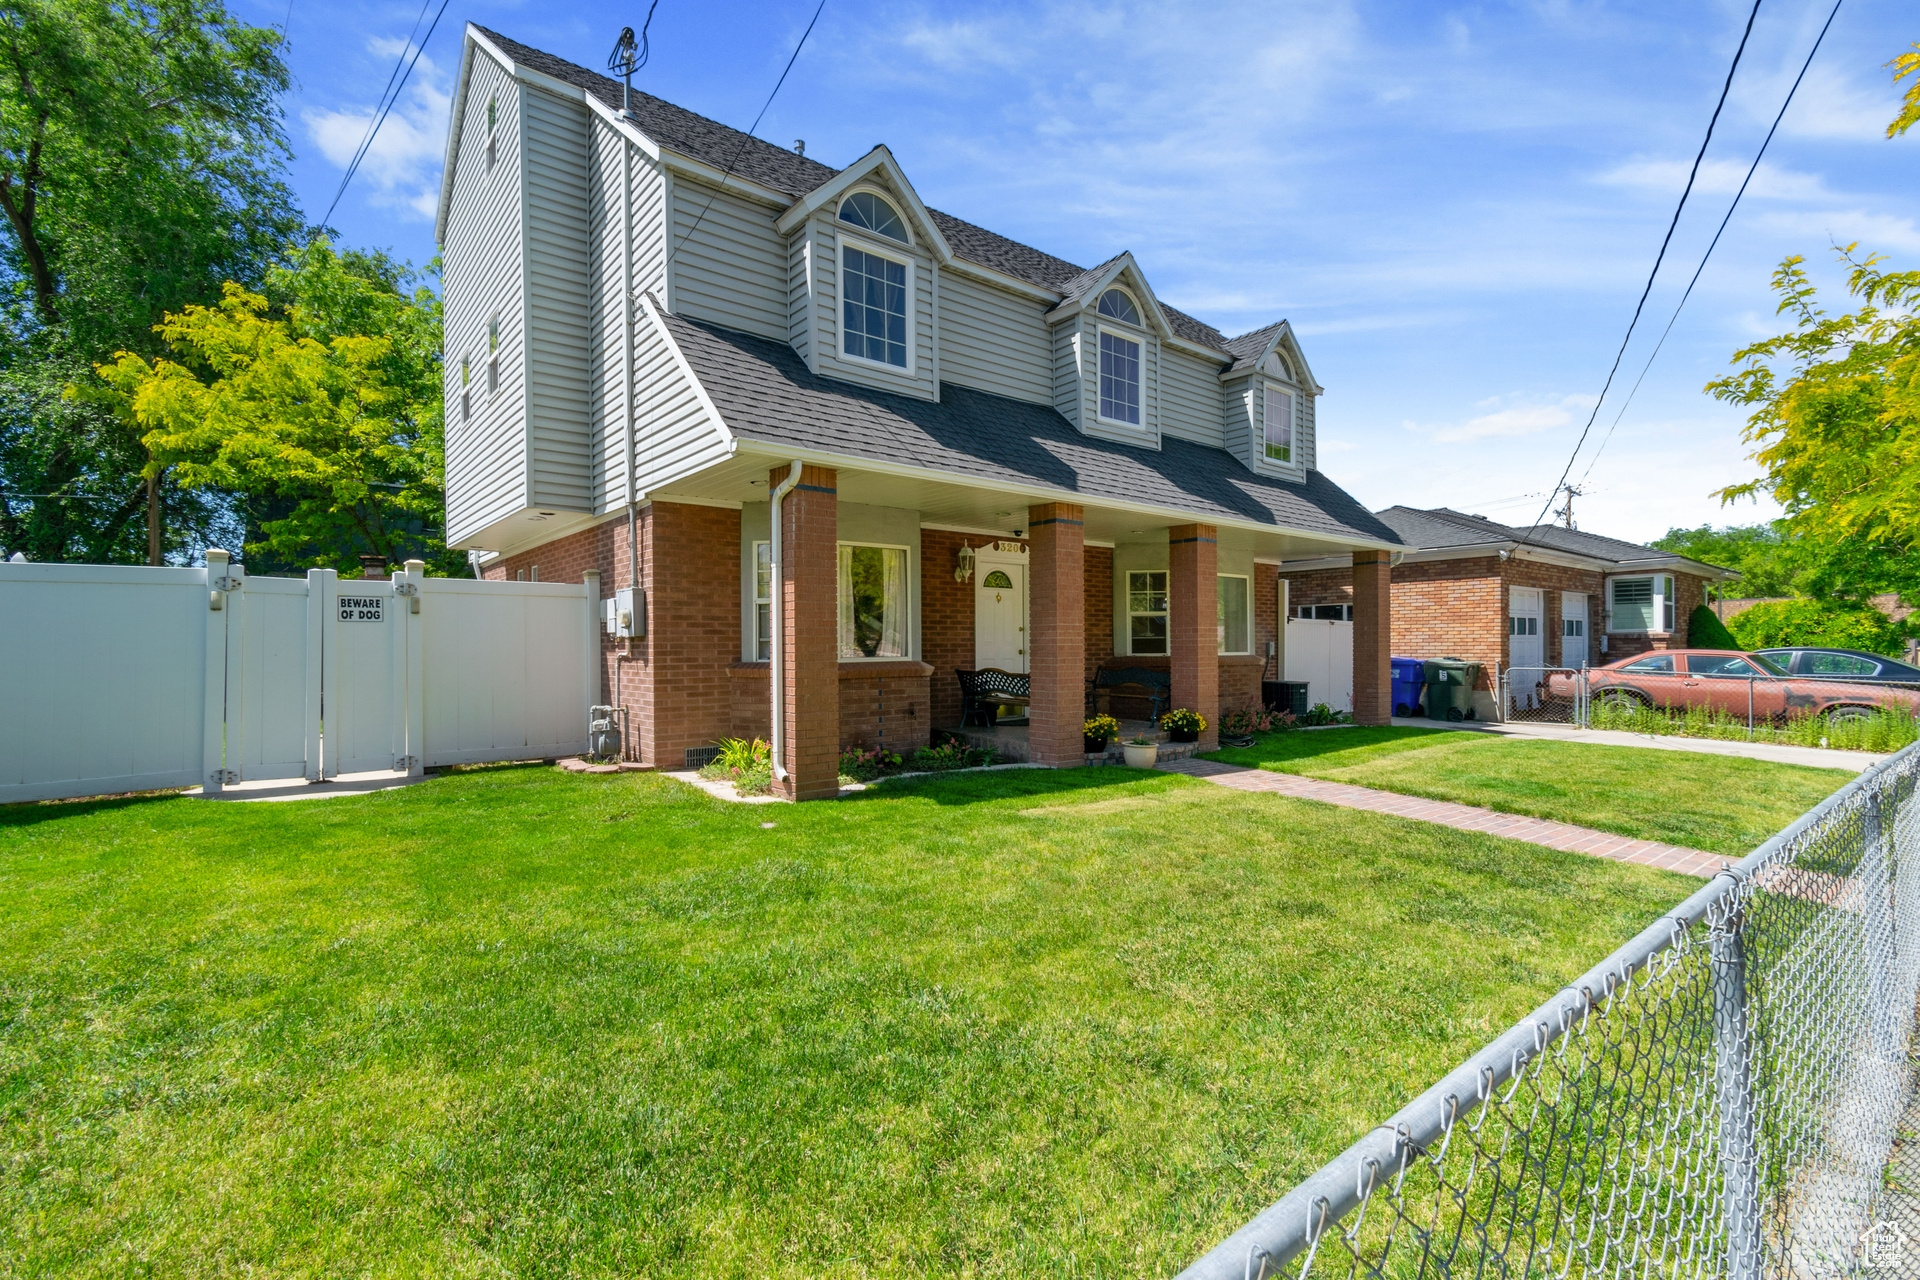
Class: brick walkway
1156,758,1732,878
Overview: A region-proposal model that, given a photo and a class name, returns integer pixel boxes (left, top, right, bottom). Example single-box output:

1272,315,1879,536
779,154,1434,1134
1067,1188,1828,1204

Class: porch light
954,542,976,583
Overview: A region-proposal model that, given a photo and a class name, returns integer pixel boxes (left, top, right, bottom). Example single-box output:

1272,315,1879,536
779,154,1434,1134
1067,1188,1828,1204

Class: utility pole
1553,483,1585,530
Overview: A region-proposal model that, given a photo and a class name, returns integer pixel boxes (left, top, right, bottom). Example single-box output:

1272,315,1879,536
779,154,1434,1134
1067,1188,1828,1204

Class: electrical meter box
605,587,645,638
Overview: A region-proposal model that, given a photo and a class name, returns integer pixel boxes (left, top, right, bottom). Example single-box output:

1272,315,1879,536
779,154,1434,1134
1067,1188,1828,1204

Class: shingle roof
1222,321,1287,373
1375,506,1732,573
474,26,1236,356
658,309,1401,545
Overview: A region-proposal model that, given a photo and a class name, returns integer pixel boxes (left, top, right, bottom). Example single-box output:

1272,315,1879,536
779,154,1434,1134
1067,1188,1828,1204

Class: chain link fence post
1712,897,1763,1280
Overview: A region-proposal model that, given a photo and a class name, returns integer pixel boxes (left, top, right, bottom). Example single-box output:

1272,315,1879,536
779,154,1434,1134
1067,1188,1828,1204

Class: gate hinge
397,755,419,771
393,581,420,612
212,575,243,593
211,769,239,785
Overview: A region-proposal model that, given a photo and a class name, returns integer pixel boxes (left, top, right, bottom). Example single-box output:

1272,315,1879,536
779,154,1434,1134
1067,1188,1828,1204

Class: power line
666,0,828,271
320,0,452,228
1576,0,1844,486
1515,0,1764,542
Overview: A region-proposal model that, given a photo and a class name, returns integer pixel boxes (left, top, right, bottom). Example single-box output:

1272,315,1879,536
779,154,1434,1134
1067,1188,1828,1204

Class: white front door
1560,592,1589,669
975,562,1028,673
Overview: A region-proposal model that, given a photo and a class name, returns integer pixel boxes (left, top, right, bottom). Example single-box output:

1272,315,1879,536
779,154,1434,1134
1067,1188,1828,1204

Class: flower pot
1167,728,1199,744
1084,736,1111,755
1122,742,1159,768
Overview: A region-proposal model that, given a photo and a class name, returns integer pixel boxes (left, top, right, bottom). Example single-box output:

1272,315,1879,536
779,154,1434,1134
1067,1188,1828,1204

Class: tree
1706,248,1920,605
95,242,457,575
1652,522,1798,597
0,0,300,563
1726,598,1910,658
1892,42,1920,139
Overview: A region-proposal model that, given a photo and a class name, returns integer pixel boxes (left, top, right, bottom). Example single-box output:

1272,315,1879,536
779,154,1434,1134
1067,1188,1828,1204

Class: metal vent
683,746,720,770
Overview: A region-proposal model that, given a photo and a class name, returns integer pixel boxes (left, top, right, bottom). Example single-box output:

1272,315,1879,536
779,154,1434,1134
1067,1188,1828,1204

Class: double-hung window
1263,385,1294,462
842,246,908,368
1608,574,1675,633
1127,571,1168,654
839,543,908,658
1217,575,1250,654
753,541,772,661
1099,331,1141,424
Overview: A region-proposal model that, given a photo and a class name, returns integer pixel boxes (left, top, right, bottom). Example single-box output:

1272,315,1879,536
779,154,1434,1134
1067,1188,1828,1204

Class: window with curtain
1128,570,1168,654
1100,331,1141,424
753,541,772,661
839,544,908,658
1263,385,1293,462
842,246,908,368
1217,575,1250,654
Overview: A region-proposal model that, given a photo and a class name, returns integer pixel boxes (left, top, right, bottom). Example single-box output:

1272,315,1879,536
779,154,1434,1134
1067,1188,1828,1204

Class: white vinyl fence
1283,618,1354,714
1,553,597,803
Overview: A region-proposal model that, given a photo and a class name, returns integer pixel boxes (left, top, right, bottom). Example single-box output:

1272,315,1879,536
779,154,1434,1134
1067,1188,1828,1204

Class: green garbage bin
1422,657,1484,722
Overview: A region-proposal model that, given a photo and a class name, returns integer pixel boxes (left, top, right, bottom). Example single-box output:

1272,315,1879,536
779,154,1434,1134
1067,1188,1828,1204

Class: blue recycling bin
1390,657,1426,718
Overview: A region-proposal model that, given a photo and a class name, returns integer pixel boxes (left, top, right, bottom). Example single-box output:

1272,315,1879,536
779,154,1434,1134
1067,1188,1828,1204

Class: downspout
768,460,803,782
617,114,642,759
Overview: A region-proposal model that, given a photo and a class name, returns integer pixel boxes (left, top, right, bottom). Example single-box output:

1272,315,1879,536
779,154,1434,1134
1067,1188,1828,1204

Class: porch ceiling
650,453,1369,560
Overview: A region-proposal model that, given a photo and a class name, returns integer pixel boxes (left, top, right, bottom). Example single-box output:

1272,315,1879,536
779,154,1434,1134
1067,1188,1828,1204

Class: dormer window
838,191,908,244
1263,385,1294,463
1097,288,1140,325
1099,332,1140,425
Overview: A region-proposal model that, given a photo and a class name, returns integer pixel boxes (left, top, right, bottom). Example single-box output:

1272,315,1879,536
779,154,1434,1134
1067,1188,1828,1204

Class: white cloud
1775,63,1901,142
1597,157,1828,201
302,40,451,223
1415,393,1598,444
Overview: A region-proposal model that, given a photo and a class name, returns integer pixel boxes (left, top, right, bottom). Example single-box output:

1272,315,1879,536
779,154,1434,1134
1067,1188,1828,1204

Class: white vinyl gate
1283,617,1354,713
1,554,597,803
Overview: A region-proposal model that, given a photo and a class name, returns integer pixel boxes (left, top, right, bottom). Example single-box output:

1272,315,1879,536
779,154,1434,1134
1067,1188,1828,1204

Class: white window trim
1095,324,1146,430
1606,573,1675,635
1125,568,1169,656
1096,286,1143,325
837,539,914,662
836,186,913,248
1258,380,1304,475
751,540,772,662
834,230,916,378
1217,573,1252,655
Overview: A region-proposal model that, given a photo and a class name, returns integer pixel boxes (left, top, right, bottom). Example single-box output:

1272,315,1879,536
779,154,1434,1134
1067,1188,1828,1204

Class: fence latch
394,581,420,613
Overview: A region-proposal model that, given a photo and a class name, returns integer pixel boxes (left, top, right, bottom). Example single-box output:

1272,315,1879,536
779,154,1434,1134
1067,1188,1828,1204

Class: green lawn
1203,726,1852,855
1,766,1699,1277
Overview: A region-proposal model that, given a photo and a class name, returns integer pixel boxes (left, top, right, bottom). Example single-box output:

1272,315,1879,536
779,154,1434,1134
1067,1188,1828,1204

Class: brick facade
728,661,933,755
1027,503,1087,766
774,465,840,801
1351,550,1391,726
1168,524,1220,749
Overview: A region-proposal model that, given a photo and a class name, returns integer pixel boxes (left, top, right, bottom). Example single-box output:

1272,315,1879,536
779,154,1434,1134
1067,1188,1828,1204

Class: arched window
838,191,908,243
982,569,1013,589
1097,288,1141,325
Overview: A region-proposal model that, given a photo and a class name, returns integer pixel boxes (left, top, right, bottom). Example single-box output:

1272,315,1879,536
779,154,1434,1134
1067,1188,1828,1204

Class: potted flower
1160,707,1207,744
1121,736,1159,768
1083,713,1120,755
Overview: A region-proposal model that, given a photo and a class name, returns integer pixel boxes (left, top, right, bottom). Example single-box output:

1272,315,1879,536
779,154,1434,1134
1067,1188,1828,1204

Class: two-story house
436,24,1407,799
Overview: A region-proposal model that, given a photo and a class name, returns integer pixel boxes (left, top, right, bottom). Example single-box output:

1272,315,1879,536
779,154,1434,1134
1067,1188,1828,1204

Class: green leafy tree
0,0,300,563
1706,247,1920,605
1893,42,1920,139
1652,523,1799,597
96,242,458,576
1726,599,1910,658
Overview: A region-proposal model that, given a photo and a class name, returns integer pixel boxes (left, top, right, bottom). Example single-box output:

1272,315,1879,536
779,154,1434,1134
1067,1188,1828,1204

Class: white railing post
201,549,233,794
314,568,339,779
401,560,426,776
303,568,327,781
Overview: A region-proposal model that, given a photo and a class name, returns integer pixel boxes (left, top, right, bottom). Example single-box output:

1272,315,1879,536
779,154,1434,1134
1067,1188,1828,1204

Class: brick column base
774,464,840,800
1169,523,1219,750
1353,549,1392,726
1028,502,1086,767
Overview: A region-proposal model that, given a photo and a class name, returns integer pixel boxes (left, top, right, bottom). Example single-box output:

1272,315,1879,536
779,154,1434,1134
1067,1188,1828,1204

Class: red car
1546,650,1920,723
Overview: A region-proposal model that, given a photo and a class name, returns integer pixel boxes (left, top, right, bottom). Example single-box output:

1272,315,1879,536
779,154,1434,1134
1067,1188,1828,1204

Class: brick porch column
774,464,840,800
1027,501,1085,767
1168,523,1219,750
1352,549,1392,726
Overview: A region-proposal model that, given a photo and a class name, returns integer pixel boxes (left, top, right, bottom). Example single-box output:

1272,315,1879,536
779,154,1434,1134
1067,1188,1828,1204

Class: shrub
1302,703,1348,727
1726,598,1909,657
1219,705,1283,736
1159,708,1207,734
907,740,995,771
838,747,903,782
1687,604,1742,651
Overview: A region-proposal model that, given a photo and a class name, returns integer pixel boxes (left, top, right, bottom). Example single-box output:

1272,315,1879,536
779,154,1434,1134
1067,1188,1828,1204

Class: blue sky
257,0,1918,544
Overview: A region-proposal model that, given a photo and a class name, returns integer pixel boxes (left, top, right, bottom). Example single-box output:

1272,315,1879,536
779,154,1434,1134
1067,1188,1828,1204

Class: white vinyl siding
1159,346,1226,448
632,306,731,497
670,176,789,340
442,54,528,545
519,84,594,514
938,269,1052,403
1055,311,1158,447
1296,386,1317,471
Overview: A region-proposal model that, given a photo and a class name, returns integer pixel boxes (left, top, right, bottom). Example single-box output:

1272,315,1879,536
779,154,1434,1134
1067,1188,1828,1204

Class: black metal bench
956,667,1030,727
1093,666,1172,722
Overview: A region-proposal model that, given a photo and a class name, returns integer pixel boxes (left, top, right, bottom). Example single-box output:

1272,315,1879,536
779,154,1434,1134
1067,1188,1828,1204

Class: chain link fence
1502,666,1588,725
1179,740,1920,1280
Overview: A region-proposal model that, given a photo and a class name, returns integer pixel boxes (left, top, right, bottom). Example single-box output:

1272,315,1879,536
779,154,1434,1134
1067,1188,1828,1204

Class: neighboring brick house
1276,508,1733,717
435,26,1406,798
